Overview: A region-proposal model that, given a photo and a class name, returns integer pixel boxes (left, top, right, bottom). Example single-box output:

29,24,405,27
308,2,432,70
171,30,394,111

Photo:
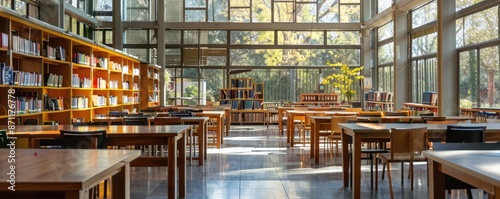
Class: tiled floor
130,125,488,199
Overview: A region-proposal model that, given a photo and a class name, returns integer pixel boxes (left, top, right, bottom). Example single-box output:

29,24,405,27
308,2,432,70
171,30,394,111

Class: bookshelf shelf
0,12,141,125
140,63,160,109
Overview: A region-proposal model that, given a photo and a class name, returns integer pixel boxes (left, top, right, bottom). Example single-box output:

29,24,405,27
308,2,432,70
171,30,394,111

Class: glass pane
378,42,393,64
230,8,250,22
378,0,392,13
15,0,27,15
412,1,436,28
125,9,151,21
230,49,360,66
165,0,182,22
125,48,148,61
457,0,484,11
184,30,199,44
28,3,38,18
105,31,113,44
277,31,324,45
479,46,500,107
165,48,181,66
165,30,181,44
185,10,206,22
94,0,112,11
1,0,11,8
200,30,227,44
203,69,224,103
185,0,206,8
319,0,339,23
459,50,478,107
125,30,148,44
64,14,71,31
230,31,274,45
340,5,360,23
412,32,437,56
327,31,360,45
296,3,317,23
378,66,393,92
95,31,103,44
461,6,499,46
208,0,228,22
378,21,393,41
274,2,293,22
252,0,271,22
230,0,250,7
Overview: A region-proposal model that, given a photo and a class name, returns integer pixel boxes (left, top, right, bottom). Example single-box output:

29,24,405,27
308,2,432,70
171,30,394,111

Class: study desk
3,125,189,199
0,149,140,199
175,107,232,136
423,150,500,199
193,111,225,149
338,123,500,199
92,116,209,165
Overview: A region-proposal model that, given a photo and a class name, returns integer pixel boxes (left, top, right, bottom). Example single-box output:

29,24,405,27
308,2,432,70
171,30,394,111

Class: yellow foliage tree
322,62,364,102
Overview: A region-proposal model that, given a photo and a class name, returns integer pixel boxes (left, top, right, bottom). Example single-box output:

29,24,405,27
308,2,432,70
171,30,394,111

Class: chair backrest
24,118,39,125
421,116,446,123
426,120,457,124
345,108,362,113
0,130,7,148
390,127,428,160
127,112,144,117
124,117,149,125
169,112,193,117
109,111,128,117
73,121,109,126
331,115,357,133
446,125,485,143
359,111,383,117
154,117,182,125
60,130,107,149
433,142,500,150
384,111,408,116
43,121,59,125
156,113,170,117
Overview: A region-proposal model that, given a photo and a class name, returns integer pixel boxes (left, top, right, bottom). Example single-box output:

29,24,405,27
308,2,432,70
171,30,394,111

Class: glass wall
377,21,394,92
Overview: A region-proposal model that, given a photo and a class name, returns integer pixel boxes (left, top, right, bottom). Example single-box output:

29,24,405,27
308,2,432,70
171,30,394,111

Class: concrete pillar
393,9,409,110
157,0,166,106
112,0,123,49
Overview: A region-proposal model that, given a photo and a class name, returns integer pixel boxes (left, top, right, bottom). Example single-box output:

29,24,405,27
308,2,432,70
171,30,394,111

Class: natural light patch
223,136,268,141
207,147,288,155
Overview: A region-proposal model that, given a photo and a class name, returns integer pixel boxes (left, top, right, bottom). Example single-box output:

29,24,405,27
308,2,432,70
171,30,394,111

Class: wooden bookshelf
0,11,141,125
364,91,394,111
220,78,265,124
402,103,437,116
140,63,160,109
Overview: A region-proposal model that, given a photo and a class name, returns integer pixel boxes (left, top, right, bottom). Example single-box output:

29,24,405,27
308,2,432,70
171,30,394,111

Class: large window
377,21,394,92
456,6,499,48
411,58,437,103
124,0,157,21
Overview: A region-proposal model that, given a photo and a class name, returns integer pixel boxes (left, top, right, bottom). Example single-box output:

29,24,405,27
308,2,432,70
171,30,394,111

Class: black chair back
0,130,7,148
109,111,128,117
433,142,500,150
446,125,485,143
73,122,109,126
124,117,149,125
60,130,107,149
24,118,39,125
127,113,144,117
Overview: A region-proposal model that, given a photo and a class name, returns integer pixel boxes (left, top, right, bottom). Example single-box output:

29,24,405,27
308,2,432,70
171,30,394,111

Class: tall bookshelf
220,78,265,124
0,11,140,125
140,63,160,109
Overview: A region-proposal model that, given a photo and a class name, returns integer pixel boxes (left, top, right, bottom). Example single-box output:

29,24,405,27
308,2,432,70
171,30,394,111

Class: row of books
96,57,108,68
148,70,159,79
133,68,140,75
230,79,253,88
92,95,107,107
71,74,91,88
0,32,8,48
133,83,139,90
44,95,64,111
302,95,337,102
109,96,118,106
71,96,89,109
45,73,64,87
123,94,139,104
221,90,255,99
110,61,122,71
12,34,41,56
364,91,393,102
422,92,438,105
364,102,394,111
220,100,263,110
1,63,12,85
121,65,129,74
72,52,91,65
14,96,43,114
109,80,118,89
94,77,107,89
44,45,66,61
13,70,43,86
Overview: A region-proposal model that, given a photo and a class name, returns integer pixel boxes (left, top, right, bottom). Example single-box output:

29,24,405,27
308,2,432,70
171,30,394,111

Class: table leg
168,137,178,199
310,120,316,159
352,134,362,199
290,115,295,147
225,110,231,136
178,131,186,198
342,130,350,187
204,122,208,161
428,160,445,199
198,121,205,166
217,118,222,149
111,164,129,199
314,122,320,164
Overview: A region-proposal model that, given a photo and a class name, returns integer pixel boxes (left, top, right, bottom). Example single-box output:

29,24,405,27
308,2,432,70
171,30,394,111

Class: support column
361,0,374,105
158,0,166,106
112,0,123,49
437,0,458,116
393,9,409,110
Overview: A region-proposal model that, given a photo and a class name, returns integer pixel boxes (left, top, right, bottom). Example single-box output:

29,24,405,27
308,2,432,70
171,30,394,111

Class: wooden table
193,111,225,149
357,116,475,122
338,123,500,199
423,150,500,199
0,149,140,199
4,125,190,199
93,116,209,165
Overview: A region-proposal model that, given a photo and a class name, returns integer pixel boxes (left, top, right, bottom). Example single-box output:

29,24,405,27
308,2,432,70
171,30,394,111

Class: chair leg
369,153,374,189
387,162,394,199
466,188,473,199
381,161,386,180
410,162,414,190
375,156,378,190
401,162,404,185
103,179,108,198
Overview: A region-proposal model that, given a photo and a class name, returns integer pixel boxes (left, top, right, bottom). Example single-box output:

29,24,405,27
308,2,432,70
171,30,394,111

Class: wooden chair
421,116,446,123
359,111,383,117
123,117,149,125
298,112,325,146
375,127,428,199
327,115,357,156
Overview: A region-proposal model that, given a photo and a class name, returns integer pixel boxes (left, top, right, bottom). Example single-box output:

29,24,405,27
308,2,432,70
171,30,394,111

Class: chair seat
377,153,426,162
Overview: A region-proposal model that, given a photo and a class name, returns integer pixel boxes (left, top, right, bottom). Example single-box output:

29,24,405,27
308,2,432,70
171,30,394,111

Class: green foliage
460,98,472,108
322,62,364,101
